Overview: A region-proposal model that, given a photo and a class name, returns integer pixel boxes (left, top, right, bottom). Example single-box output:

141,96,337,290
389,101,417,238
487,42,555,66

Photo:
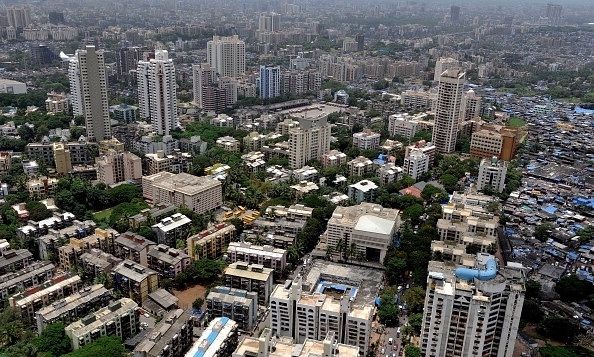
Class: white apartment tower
421,254,525,357
403,149,430,180
137,50,178,136
477,157,508,193
432,68,465,154
434,57,460,81
207,35,246,78
289,115,331,169
67,46,111,142
258,12,281,32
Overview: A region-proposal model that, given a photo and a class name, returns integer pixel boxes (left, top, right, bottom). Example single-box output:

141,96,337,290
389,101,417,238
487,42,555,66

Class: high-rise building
477,157,508,193
137,50,177,136
117,47,147,83
96,149,142,185
67,46,111,142
258,12,281,32
288,115,331,169
432,68,465,154
421,253,525,357
355,33,365,51
546,3,563,25
450,5,460,22
433,58,460,81
259,65,280,99
460,89,482,121
6,6,31,31
206,35,245,78
191,63,235,112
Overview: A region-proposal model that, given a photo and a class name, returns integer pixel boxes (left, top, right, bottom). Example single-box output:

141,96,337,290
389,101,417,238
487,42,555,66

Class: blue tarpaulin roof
543,205,558,214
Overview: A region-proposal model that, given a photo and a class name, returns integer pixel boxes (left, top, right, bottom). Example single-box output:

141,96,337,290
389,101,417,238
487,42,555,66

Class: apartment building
460,89,482,120
142,172,222,214
435,203,498,261
0,247,34,275
289,115,331,169
216,136,240,152
277,118,299,135
434,57,460,81
421,254,525,357
403,149,430,180
348,156,374,177
96,149,142,185
145,150,192,176
27,176,58,197
269,262,381,355
400,89,437,111
470,124,522,161
206,286,258,331
223,262,274,305
433,69,465,154
151,213,191,247
0,151,11,175
233,329,359,357
377,162,403,185
206,35,245,78
65,298,139,350
187,223,236,260
35,284,111,333
58,229,118,270
112,260,159,304
405,140,436,166
133,309,193,357
45,92,69,113
210,114,235,127
147,245,191,279
9,274,83,323
243,132,268,152
0,261,54,302
280,69,321,95
80,249,122,279
388,113,420,139
347,180,378,204
242,151,266,173
227,242,287,274
379,139,404,155
325,203,398,263
477,157,508,193
129,204,177,229
320,150,347,168
184,317,238,357
352,130,381,150
292,165,318,182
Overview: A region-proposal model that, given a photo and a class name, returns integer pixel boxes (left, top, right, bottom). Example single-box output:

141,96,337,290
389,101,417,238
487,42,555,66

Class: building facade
289,115,331,169
206,35,245,78
259,65,281,99
223,262,274,305
432,69,465,154
476,158,508,193
206,286,258,331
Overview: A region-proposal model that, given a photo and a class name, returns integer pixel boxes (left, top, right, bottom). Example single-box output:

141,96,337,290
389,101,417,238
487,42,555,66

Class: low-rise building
388,113,420,139
403,149,429,179
65,298,139,350
206,286,258,331
96,150,143,185
9,274,83,323
377,162,403,185
151,213,192,247
23,160,40,175
477,157,508,193
112,260,159,304
352,130,380,150
133,309,193,357
223,262,274,305
242,151,266,173
129,204,177,229
45,92,69,114
147,245,191,278
292,165,318,182
184,317,238,357
145,150,192,175
187,223,236,260
26,176,59,198
114,232,157,266
320,150,347,168
348,156,374,177
79,249,123,279
0,261,54,303
227,242,287,274
0,247,34,275
35,284,111,333
347,180,378,203
233,329,359,357
216,136,240,152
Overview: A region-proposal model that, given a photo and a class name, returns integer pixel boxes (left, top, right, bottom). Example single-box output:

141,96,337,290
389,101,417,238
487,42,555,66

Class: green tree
525,279,542,300
439,173,459,193
63,336,128,357
403,286,426,313
538,316,579,344
408,313,423,334
32,322,72,357
521,300,544,323
25,201,53,221
555,274,594,302
404,345,421,357
534,222,552,242
192,297,205,310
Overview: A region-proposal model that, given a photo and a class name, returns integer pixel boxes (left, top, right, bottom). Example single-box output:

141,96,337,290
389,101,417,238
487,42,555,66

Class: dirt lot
173,285,207,310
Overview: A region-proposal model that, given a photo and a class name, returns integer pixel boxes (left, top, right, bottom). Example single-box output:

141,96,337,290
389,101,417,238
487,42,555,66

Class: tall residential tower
137,50,178,136
288,115,331,169
432,68,465,154
206,35,245,78
66,46,111,142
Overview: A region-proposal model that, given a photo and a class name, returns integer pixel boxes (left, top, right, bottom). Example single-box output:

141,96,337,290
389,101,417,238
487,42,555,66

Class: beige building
224,262,274,305
98,138,125,154
112,260,159,303
147,244,191,279
347,156,373,177
233,329,359,357
0,151,11,176
432,69,465,154
320,150,347,168
187,223,236,260
9,274,83,323
289,115,331,169
133,309,193,357
243,132,267,152
470,124,522,162
145,150,192,175
400,89,437,111
65,298,139,350
216,136,240,152
45,92,69,114
27,176,58,197
277,118,299,135
325,203,399,263
352,130,381,150
35,284,111,333
96,149,142,185
142,172,222,214
53,142,72,174
388,113,420,139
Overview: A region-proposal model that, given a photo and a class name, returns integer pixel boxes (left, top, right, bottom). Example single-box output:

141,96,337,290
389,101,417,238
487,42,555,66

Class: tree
408,313,423,334
25,201,53,221
32,322,72,357
94,272,114,289
63,336,128,357
440,173,459,193
534,222,552,242
404,345,421,357
525,279,542,300
192,297,205,310
538,316,579,344
401,204,424,225
521,300,544,323
555,274,594,302
403,286,426,313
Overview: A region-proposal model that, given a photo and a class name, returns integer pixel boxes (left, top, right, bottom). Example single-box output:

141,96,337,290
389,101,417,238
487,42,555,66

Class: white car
144,313,150,318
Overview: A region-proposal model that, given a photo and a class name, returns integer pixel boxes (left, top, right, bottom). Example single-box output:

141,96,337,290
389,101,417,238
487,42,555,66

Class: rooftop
112,260,158,282
65,298,138,338
184,317,236,357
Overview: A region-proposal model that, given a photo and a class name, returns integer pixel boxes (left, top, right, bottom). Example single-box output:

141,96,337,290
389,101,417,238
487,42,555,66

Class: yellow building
187,223,235,260
53,142,72,174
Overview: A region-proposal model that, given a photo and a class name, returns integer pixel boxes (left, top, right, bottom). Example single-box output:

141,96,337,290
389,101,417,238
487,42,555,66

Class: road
378,313,407,357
